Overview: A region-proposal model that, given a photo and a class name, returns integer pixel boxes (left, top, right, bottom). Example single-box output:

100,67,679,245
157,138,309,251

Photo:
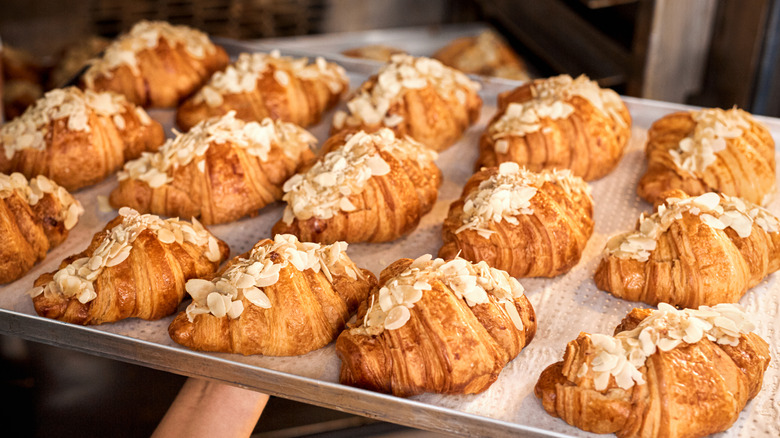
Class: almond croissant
110,112,316,225
331,54,482,151
272,129,441,243
595,190,780,308
1,173,84,284
81,20,229,108
476,74,631,181
176,51,348,131
0,87,164,191
439,162,593,277
168,234,376,356
336,255,536,397
29,207,229,325
535,303,770,438
433,30,531,81
637,107,776,205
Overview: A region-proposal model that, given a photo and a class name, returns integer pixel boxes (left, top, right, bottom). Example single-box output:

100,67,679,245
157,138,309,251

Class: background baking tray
1,51,779,437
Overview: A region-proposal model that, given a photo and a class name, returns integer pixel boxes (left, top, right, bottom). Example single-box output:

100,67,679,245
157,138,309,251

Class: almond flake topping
457,162,590,238
355,255,526,335
281,129,436,224
669,107,754,174
28,207,221,304
583,303,756,391
193,51,347,107
83,20,216,88
489,74,627,144
0,173,84,230
118,111,316,188
606,192,779,262
333,54,480,129
1,87,146,160
183,234,360,321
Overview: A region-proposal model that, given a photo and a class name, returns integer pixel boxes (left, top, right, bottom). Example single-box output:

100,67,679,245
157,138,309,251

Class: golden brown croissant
439,162,593,277
535,303,770,438
342,45,406,62
595,190,780,308
336,255,536,397
1,173,84,284
476,74,631,181
168,234,376,356
176,51,348,131
433,30,531,81
637,107,776,205
331,54,482,152
0,87,164,191
81,20,229,108
29,207,229,325
110,112,316,225
271,129,441,243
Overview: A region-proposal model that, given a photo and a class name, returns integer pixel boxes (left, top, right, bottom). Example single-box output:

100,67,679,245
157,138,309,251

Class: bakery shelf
1,44,779,438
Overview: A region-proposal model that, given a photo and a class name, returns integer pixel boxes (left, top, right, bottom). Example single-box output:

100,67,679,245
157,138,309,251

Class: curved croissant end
637,108,776,205
30,208,229,325
168,234,377,356
177,51,348,131
110,113,316,225
272,129,441,243
1,173,84,284
476,74,631,181
81,20,229,108
595,190,780,308
336,256,536,397
432,30,530,81
0,88,164,191
439,164,594,277
331,54,482,151
535,305,770,438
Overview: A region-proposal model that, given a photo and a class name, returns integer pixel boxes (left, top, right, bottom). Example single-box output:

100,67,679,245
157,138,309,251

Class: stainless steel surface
1,44,779,437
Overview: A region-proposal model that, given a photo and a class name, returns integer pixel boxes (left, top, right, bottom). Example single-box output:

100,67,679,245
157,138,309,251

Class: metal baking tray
1,47,779,438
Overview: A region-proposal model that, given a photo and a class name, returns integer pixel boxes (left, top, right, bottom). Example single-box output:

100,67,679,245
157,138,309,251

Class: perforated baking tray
1,50,779,437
